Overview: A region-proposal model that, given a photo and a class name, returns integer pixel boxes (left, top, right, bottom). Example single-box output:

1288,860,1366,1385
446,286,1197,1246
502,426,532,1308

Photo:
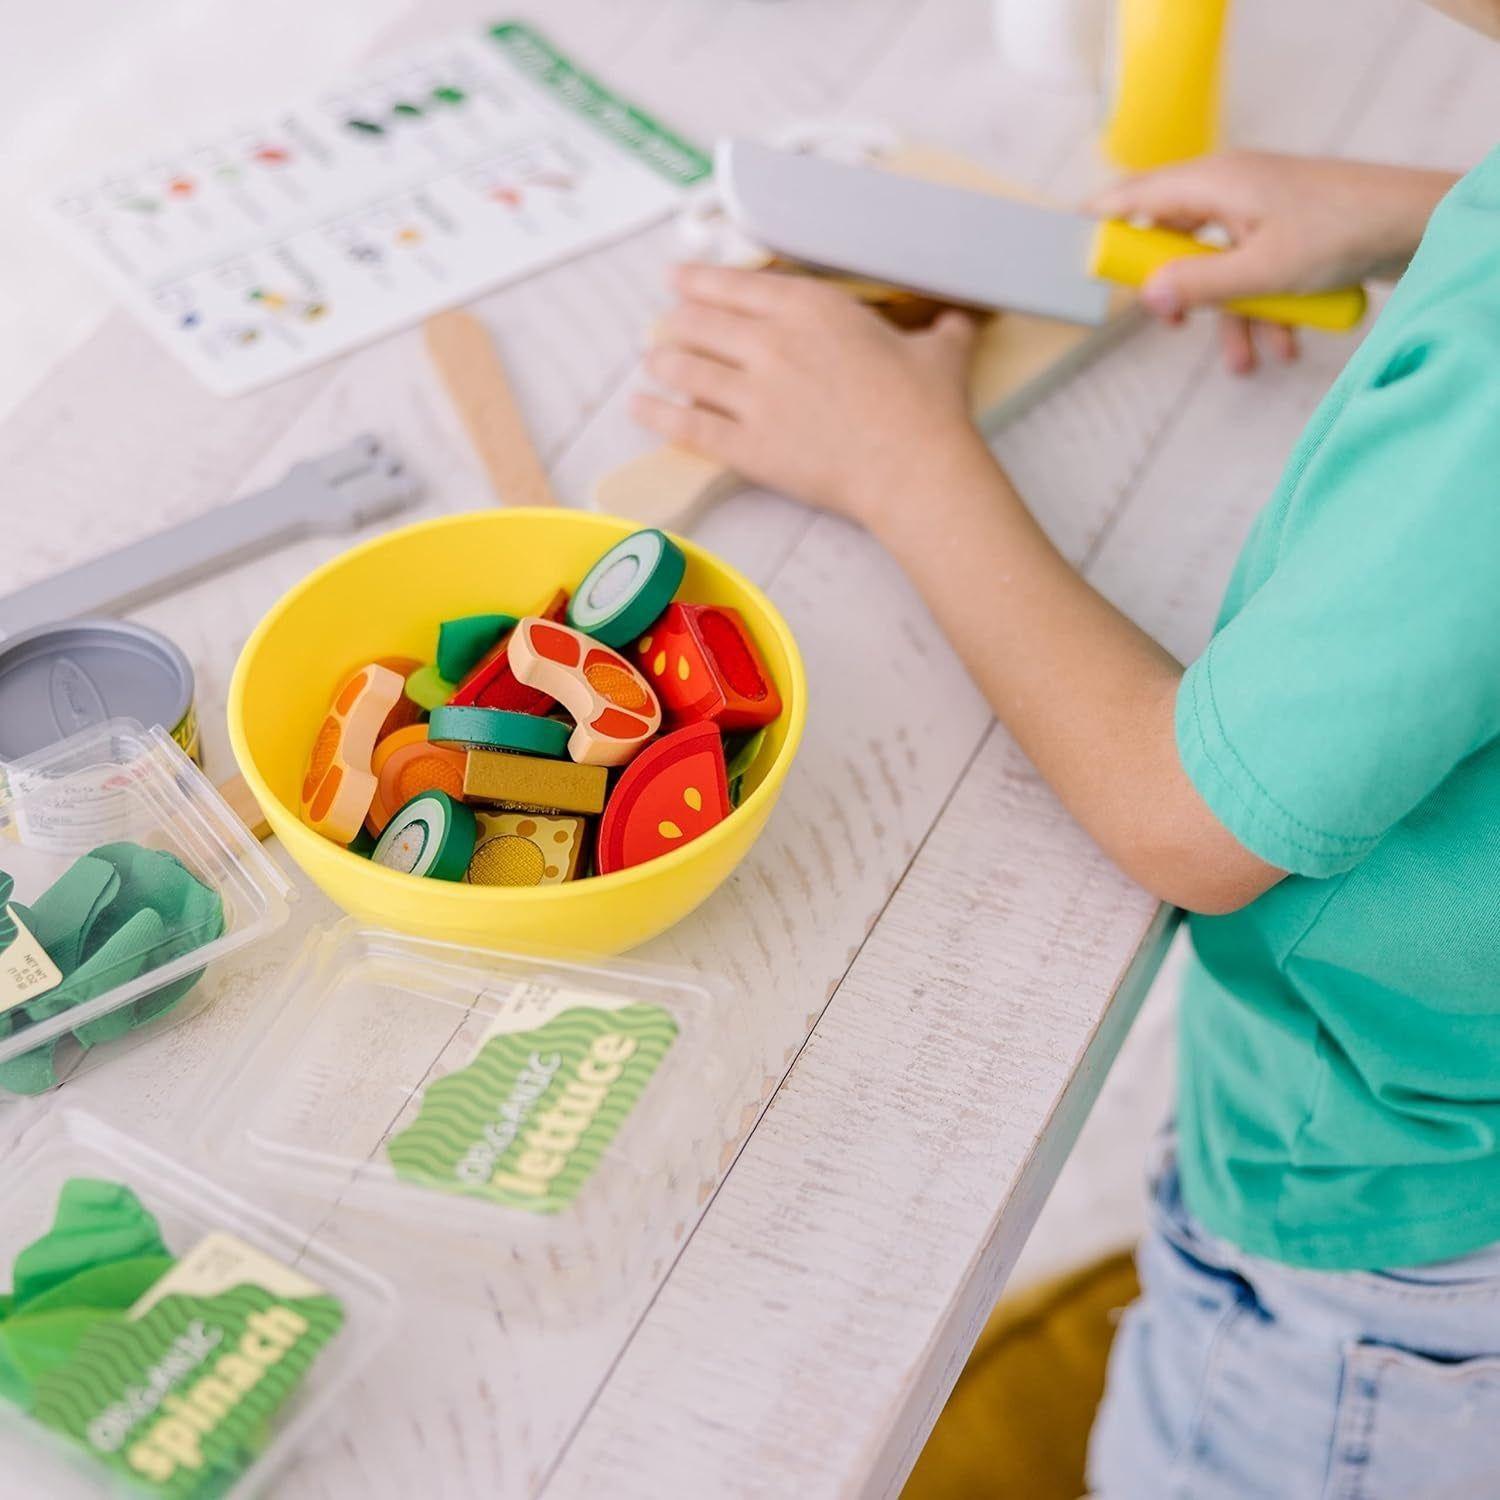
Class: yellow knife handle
1089,221,1368,332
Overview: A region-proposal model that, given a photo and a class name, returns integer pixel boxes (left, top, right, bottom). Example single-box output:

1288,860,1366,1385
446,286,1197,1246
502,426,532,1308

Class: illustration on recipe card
46,24,710,395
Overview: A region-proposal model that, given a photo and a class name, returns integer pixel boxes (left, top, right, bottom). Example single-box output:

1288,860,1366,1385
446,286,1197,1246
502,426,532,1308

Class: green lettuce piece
0,1181,173,1413
0,845,225,1093
12,1179,170,1310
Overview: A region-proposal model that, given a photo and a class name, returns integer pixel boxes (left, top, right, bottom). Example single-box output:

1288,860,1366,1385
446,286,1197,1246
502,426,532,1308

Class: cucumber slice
568,529,685,648
372,790,476,881
428,705,570,758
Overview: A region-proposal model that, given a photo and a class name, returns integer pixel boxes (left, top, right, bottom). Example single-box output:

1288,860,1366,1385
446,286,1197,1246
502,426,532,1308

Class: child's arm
633,267,1284,913
1090,152,1458,372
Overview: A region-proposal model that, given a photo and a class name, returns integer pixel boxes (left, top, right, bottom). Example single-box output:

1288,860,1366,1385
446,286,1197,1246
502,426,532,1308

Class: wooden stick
216,773,271,842
424,310,557,507
591,445,744,533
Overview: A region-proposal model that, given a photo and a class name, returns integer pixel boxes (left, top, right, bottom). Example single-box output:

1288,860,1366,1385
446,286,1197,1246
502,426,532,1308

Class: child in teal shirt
633,1,1500,1491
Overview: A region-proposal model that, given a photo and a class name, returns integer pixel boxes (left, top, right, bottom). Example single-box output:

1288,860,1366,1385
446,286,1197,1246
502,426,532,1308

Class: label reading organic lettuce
28,1234,343,1500
387,1001,678,1213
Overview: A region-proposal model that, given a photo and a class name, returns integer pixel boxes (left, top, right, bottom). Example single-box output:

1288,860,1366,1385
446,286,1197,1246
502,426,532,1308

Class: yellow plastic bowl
229,509,805,954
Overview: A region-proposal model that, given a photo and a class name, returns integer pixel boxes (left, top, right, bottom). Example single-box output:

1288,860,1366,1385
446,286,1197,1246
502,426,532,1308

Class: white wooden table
2,2,1495,1494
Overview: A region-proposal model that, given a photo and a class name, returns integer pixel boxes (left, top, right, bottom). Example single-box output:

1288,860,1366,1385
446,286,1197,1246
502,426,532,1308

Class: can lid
0,619,194,761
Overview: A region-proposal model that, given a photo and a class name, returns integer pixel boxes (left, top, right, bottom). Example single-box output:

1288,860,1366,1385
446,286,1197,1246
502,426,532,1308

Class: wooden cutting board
593,143,1139,531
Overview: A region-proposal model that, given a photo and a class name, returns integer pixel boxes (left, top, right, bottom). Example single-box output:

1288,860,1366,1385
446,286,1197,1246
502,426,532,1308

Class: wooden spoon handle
424,310,557,507
216,773,270,842
591,444,744,532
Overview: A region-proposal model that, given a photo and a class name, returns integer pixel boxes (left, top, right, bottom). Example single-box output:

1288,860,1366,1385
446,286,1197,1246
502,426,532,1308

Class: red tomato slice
596,722,730,874
451,589,568,714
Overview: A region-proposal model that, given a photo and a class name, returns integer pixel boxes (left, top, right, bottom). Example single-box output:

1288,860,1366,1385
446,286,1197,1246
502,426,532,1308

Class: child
631,3,1500,1492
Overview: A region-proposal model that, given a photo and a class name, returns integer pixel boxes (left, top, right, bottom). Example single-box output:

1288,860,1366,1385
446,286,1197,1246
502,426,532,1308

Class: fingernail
1142,278,1181,318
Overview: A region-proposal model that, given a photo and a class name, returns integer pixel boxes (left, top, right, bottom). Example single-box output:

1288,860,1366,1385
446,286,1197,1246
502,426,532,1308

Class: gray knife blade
716,139,1112,326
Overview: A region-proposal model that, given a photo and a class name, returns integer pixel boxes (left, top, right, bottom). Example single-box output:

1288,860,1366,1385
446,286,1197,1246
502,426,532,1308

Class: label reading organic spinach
29,1234,343,1499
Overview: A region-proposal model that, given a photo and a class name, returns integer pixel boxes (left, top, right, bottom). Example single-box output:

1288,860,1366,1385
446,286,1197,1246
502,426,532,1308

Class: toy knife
0,435,419,640
717,140,1367,332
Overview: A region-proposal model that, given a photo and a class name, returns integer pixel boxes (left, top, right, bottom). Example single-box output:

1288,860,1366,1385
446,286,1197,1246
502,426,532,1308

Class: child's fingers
1266,322,1300,363
629,391,741,458
654,303,762,367
1092,157,1254,226
644,345,748,415
911,309,980,378
928,308,979,345
673,262,796,316
1086,168,1229,229
1219,313,1257,375
1141,243,1276,317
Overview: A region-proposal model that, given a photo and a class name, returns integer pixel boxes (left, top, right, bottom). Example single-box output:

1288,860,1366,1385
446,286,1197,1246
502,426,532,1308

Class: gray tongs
0,435,420,639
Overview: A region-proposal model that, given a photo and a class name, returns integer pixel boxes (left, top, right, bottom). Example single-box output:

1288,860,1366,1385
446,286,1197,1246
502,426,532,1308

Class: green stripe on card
489,22,712,187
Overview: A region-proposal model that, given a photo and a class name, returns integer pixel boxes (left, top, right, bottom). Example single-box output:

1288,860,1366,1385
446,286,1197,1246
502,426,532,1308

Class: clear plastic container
0,720,292,1096
198,921,748,1319
0,1108,397,1498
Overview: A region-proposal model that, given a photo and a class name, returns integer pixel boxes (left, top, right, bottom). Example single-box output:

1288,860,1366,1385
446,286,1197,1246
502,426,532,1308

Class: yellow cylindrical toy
229,510,806,955
1090,220,1368,331
1103,0,1231,169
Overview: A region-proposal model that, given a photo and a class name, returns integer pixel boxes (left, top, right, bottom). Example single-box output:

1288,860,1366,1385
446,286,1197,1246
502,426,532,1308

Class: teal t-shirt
1175,148,1500,1272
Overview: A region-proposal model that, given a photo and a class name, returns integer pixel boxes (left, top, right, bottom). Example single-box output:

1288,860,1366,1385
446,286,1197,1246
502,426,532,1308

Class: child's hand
631,264,985,525
1089,151,1457,374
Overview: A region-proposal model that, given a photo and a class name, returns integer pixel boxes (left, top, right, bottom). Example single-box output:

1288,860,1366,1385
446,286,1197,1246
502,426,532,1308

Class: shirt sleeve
1176,321,1500,878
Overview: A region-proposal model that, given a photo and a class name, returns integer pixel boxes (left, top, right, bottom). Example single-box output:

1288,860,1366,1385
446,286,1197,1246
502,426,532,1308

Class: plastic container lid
0,720,292,1096
0,622,195,762
0,1108,397,1498
198,922,747,1318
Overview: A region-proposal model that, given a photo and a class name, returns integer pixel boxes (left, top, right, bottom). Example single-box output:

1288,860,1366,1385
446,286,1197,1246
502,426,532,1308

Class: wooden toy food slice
508,617,661,767
429,704,569,758
725,725,768,807
567,528,685,648
467,811,586,886
405,663,456,711
301,662,405,844
372,790,476,881
596,722,730,875
451,587,568,714
637,603,782,732
437,613,517,683
375,654,427,739
366,723,470,835
462,750,608,816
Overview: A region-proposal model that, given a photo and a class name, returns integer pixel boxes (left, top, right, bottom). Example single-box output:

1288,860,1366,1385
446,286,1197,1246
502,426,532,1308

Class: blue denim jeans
1087,1138,1500,1499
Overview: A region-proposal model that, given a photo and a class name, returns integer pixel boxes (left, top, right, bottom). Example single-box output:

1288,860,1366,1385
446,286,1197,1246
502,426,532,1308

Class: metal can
0,619,200,764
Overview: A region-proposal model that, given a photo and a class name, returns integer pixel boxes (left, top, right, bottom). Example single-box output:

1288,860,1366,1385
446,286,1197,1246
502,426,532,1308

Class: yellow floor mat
902,1250,1139,1500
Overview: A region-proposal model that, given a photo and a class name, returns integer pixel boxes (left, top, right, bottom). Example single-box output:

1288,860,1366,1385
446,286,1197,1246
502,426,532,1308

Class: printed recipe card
45,23,709,394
